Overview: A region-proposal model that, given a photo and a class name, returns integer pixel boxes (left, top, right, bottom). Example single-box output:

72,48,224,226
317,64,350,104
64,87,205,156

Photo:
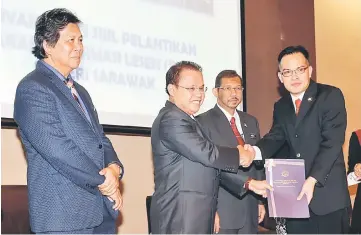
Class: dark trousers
218,216,258,234
351,196,361,234
286,207,350,234
218,226,258,234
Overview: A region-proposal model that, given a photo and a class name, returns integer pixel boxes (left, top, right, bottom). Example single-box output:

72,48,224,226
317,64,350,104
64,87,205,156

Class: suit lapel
212,105,239,146
166,100,198,126
37,62,95,131
166,101,210,139
237,111,250,143
73,82,99,132
284,94,297,126
295,81,317,128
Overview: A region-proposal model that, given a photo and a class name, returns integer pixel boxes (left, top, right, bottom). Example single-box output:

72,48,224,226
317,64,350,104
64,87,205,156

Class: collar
290,91,305,104
216,103,240,123
165,100,195,120
40,60,72,82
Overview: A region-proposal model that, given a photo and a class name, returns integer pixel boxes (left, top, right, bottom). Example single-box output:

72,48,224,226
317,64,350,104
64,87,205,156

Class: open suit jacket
197,105,264,232
14,61,123,233
256,80,350,216
347,130,361,232
150,101,240,234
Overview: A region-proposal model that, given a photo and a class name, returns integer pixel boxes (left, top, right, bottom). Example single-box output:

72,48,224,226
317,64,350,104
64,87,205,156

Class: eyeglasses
280,66,309,77
177,85,208,93
217,86,244,92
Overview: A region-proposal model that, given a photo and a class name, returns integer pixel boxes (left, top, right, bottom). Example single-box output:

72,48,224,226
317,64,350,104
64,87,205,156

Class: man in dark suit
197,70,266,234
246,45,351,234
347,129,361,233
150,61,271,234
14,8,124,234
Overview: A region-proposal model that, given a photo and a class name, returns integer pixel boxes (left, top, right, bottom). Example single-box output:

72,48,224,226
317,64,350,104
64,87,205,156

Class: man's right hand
237,145,255,167
107,189,123,211
248,179,273,198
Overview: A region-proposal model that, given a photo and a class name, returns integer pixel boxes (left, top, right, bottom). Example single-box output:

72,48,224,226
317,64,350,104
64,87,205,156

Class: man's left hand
258,204,266,223
297,176,317,204
213,211,220,234
248,179,273,198
98,164,120,196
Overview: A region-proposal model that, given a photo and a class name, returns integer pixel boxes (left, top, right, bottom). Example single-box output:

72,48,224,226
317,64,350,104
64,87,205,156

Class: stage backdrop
0,0,244,128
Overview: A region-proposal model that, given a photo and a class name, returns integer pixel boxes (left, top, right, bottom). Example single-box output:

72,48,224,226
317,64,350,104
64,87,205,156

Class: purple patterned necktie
65,78,85,113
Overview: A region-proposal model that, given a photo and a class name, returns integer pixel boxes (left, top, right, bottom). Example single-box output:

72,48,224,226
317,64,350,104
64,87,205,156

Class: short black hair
215,70,242,88
278,45,310,64
32,8,81,59
165,61,202,95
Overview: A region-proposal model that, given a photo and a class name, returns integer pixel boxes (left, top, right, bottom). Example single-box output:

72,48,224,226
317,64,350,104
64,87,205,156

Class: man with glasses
150,61,272,234
246,45,350,233
197,70,268,234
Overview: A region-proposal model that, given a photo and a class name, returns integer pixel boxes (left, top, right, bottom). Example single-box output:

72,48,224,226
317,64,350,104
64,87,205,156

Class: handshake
237,144,256,168
236,144,273,197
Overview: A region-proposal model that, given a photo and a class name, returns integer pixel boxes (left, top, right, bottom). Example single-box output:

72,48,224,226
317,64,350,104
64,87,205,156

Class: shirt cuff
253,146,263,160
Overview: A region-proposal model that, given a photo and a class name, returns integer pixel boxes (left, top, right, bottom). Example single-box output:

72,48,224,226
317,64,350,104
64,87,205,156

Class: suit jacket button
296,153,301,158
325,174,329,180
98,144,103,149
295,134,298,138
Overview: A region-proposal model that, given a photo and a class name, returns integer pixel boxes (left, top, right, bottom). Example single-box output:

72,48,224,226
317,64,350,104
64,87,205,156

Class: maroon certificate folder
265,159,310,218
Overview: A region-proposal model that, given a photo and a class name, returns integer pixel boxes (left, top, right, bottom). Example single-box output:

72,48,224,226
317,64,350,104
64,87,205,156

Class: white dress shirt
216,104,264,160
217,104,245,138
291,92,305,112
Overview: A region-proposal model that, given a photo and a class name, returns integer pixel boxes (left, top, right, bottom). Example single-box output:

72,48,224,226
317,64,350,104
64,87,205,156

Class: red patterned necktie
230,117,245,146
65,78,85,113
295,98,301,115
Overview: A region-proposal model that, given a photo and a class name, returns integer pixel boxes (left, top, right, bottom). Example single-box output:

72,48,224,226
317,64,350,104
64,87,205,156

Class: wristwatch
108,162,124,180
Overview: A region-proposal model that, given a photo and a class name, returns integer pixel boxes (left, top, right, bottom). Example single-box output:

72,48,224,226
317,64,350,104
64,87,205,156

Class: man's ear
42,41,52,56
212,88,218,98
308,65,313,78
167,84,175,96
278,72,284,84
